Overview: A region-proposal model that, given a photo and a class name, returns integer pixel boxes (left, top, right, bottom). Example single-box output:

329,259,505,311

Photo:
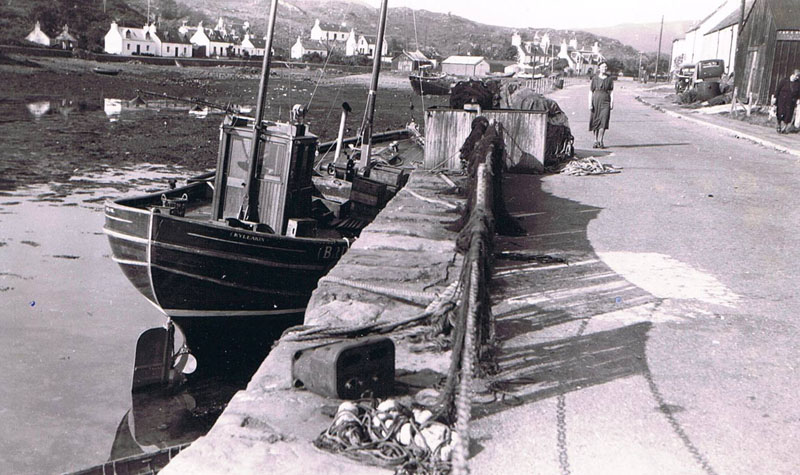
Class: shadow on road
609,142,692,149
479,173,659,417
475,322,651,418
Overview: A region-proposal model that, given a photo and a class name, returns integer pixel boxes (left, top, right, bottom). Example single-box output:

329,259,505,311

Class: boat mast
240,0,280,222
357,0,389,171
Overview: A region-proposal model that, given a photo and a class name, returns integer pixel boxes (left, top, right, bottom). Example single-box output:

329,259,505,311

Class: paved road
470,80,800,474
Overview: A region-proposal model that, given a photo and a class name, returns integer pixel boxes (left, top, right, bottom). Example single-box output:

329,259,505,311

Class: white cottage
238,33,267,57
25,21,51,47
291,37,328,60
159,29,193,58
356,35,388,58
310,19,350,42
104,22,159,56
54,25,77,50
189,22,234,57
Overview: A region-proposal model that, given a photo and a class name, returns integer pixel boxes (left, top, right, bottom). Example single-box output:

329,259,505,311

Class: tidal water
0,103,246,474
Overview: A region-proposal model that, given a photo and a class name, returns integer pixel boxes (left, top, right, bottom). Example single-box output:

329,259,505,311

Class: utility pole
638,52,642,82
655,15,664,82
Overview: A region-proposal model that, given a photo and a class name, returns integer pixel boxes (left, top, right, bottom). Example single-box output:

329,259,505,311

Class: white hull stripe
104,214,134,224
106,204,151,216
153,241,327,271
111,257,148,266
150,263,311,297
103,227,149,245
164,308,306,318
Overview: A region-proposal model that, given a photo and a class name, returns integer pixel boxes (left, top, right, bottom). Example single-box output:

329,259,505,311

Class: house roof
318,21,348,33
359,35,384,45
160,29,192,44
206,29,230,43
686,1,731,32
402,50,430,62
523,44,546,56
706,1,754,34
443,55,487,65
298,38,327,51
119,27,147,41
245,36,266,49
55,27,77,42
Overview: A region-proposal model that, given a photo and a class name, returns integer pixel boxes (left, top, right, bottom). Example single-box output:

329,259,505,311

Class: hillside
4,0,641,65
581,20,694,54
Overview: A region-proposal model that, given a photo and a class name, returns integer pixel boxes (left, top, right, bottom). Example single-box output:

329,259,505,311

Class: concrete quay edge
635,95,800,159
160,170,466,475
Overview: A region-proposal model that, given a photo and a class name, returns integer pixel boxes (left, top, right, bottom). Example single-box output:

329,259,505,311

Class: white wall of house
162,42,192,57
190,24,211,55
356,36,388,57
291,38,304,59
104,22,123,54
208,41,230,57
702,24,738,73
310,19,348,42
345,29,357,56
26,21,51,46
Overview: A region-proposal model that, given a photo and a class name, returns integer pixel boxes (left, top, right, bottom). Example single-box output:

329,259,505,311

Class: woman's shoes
592,141,599,148
599,142,606,149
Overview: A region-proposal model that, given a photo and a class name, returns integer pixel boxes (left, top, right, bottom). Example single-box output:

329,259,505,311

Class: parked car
675,64,696,93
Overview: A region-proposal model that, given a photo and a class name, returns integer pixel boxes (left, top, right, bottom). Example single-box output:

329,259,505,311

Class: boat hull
409,74,453,95
104,182,349,368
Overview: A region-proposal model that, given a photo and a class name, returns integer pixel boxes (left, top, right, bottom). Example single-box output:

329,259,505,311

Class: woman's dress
775,77,800,123
589,75,614,131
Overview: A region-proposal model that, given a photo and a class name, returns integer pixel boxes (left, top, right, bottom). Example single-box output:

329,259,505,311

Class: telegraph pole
655,15,664,82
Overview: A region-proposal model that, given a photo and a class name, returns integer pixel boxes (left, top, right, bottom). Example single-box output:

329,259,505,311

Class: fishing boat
103,0,418,371
409,70,454,95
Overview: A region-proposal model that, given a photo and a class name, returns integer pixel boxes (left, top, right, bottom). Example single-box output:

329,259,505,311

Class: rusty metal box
291,337,395,399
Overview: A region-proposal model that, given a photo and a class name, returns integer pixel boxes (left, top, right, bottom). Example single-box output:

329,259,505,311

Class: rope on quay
282,281,460,342
401,187,460,210
312,118,505,474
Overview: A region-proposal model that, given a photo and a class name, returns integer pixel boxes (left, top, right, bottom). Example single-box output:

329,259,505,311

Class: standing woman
772,69,800,134
589,61,614,148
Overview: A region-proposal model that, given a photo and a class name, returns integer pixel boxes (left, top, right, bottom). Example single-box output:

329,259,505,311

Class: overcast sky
361,0,727,29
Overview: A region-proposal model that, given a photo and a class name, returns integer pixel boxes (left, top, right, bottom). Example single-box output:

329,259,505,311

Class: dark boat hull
103,180,349,367
409,74,453,95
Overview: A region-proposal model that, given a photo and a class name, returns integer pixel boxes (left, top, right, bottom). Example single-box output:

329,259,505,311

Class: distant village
18,0,797,106
23,15,608,78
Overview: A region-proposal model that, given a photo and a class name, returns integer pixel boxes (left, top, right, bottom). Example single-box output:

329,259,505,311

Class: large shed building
734,0,800,104
441,56,490,77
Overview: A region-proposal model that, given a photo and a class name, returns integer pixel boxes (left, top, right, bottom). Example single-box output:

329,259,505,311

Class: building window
167,46,171,53
146,45,150,51
126,44,130,50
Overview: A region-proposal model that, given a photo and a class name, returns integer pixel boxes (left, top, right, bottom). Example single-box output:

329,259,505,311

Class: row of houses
672,0,800,105
289,19,388,60
511,30,605,75
25,21,78,50
103,18,271,58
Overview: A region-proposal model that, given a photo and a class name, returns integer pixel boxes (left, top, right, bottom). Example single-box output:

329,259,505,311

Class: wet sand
0,56,449,473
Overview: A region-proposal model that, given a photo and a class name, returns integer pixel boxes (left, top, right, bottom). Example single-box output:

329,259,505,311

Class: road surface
470,80,800,475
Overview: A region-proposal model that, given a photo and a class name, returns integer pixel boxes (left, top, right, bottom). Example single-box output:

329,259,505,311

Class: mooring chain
555,318,589,475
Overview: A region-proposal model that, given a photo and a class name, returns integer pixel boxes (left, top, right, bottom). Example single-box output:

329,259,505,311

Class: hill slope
581,20,694,54
3,0,642,64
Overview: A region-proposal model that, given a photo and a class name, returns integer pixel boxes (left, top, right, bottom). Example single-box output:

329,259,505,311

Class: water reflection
69,376,243,475
103,98,122,121
26,100,51,118
21,96,243,124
